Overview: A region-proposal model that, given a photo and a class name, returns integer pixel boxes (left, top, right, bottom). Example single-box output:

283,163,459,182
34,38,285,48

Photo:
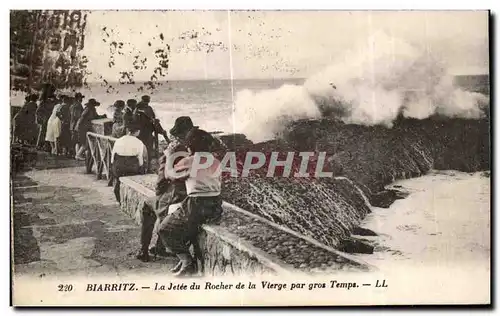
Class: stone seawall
119,175,370,276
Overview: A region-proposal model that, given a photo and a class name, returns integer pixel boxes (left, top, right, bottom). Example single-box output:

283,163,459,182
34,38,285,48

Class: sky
82,10,490,81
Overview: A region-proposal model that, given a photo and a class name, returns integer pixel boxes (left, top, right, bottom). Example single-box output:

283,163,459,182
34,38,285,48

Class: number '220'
58,284,73,292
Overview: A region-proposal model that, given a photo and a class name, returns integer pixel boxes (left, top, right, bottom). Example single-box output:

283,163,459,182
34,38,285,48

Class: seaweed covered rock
216,116,489,251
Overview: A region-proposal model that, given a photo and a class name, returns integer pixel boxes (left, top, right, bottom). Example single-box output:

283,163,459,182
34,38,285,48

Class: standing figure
75,98,106,161
134,95,169,164
111,100,126,138
56,95,73,156
134,95,156,160
123,99,137,130
158,128,223,277
69,92,85,158
36,85,57,151
13,94,39,145
45,97,64,155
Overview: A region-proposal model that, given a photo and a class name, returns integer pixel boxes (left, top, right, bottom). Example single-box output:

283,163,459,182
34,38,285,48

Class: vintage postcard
10,10,490,306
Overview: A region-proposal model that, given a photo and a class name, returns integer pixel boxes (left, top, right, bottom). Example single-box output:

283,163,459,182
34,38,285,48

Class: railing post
85,132,94,174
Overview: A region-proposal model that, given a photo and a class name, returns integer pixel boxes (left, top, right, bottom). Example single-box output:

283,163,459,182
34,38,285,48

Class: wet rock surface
352,227,378,236
217,210,366,273
370,189,410,208
337,239,374,254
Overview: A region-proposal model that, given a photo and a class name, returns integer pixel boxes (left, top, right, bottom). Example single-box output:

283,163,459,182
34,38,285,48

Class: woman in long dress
45,99,64,155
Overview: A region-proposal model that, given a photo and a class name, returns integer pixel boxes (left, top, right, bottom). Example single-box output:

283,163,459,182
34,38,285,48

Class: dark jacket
56,103,71,123
35,99,55,125
155,139,188,210
75,105,105,143
69,102,84,132
76,105,100,133
134,104,156,141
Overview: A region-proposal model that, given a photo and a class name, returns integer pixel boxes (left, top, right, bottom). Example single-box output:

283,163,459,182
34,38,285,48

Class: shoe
149,246,172,257
136,250,150,262
170,261,182,273
174,262,196,277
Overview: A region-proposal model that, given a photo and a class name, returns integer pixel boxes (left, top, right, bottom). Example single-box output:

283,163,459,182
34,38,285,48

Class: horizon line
83,73,489,84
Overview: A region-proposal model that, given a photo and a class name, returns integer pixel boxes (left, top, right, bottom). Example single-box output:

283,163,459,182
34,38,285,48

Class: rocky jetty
216,116,489,251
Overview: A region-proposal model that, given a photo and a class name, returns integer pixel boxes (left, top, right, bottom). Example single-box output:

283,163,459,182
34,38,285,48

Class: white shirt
165,154,221,197
111,135,148,166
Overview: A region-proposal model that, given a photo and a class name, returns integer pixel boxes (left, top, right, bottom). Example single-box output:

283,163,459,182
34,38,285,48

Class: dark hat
126,118,141,134
141,95,150,102
169,116,198,137
127,99,137,107
185,128,215,153
28,94,39,102
85,98,101,107
74,92,85,100
114,100,125,108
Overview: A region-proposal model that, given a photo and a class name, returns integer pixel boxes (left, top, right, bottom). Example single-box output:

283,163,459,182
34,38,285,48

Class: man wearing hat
56,95,74,157
70,92,85,158
13,93,38,145
135,116,197,262
75,98,106,160
111,100,126,138
134,95,169,164
122,99,137,130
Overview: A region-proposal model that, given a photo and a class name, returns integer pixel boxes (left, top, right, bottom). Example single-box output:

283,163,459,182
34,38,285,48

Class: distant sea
10,75,488,136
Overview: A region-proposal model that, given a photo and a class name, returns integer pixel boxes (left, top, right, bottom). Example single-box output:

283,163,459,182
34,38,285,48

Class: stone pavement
11,157,177,278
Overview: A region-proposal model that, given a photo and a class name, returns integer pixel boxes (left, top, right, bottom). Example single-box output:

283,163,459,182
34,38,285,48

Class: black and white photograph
9,9,491,306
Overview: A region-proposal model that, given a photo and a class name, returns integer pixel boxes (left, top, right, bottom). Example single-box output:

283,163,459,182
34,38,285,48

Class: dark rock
370,189,409,208
219,133,253,151
337,239,374,254
352,227,377,236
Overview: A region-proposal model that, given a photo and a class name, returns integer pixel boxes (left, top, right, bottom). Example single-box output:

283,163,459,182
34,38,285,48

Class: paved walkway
12,155,176,278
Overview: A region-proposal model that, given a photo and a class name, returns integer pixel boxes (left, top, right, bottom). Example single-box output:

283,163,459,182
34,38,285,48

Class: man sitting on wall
135,116,197,262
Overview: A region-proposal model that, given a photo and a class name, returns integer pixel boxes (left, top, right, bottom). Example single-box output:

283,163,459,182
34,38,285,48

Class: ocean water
84,78,304,136
353,170,490,272
10,78,304,136
10,74,487,142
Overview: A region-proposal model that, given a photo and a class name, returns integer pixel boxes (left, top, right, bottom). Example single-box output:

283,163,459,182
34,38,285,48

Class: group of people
13,87,107,160
13,84,225,277
110,95,170,160
111,115,224,277
12,86,168,165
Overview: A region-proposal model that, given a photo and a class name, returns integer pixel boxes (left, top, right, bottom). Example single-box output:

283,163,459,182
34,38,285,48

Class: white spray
232,31,488,143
